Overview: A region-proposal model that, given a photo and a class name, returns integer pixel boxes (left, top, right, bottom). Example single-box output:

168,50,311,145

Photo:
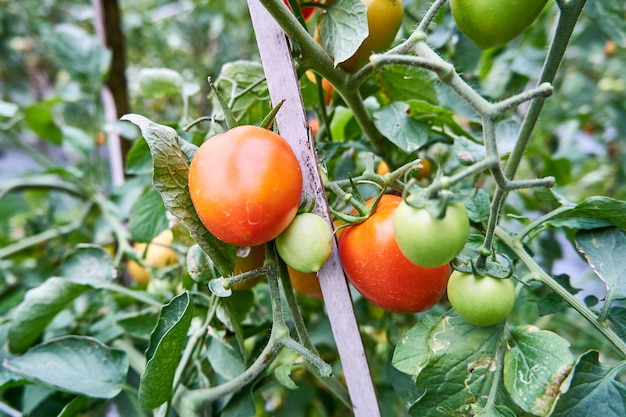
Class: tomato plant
450,0,549,49
232,245,266,290
127,229,178,285
338,195,450,313
336,0,404,72
188,125,303,247
276,212,333,273
393,199,469,267
447,270,517,327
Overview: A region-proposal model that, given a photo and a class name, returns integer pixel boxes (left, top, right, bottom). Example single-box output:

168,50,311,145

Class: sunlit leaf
504,325,575,416
317,0,368,67
3,336,128,399
139,292,193,409
121,113,236,276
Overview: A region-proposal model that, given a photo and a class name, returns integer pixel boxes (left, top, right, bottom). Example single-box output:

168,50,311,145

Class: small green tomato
276,213,333,273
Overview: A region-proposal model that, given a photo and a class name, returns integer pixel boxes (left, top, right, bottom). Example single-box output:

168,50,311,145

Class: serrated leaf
318,0,369,66
575,227,626,302
60,244,117,285
139,292,193,409
2,336,128,399
121,113,235,276
402,312,505,417
129,188,169,243
551,351,626,417
465,189,491,223
504,325,575,416
373,102,430,152
549,196,626,229
8,278,91,354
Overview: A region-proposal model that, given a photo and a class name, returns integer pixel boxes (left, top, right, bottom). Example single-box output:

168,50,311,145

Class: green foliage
1,0,626,416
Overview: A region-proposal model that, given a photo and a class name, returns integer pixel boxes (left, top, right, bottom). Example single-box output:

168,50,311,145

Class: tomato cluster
188,125,333,296
338,195,450,313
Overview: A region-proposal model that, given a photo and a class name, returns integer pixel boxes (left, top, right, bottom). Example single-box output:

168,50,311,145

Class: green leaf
395,311,505,417
504,325,575,416
139,292,193,409
275,363,299,390
373,102,430,152
206,331,245,382
2,336,128,399
213,60,270,126
136,68,183,99
121,113,236,277
115,309,160,339
586,0,626,47
551,351,626,417
126,137,154,175
60,244,117,285
549,196,626,229
608,306,626,343
575,227,626,301
378,66,438,104
318,0,369,67
23,100,63,145
465,189,491,223
52,23,110,89
454,135,485,166
129,188,169,243
8,278,91,354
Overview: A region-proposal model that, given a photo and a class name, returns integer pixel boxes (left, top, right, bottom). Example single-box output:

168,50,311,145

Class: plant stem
495,227,626,358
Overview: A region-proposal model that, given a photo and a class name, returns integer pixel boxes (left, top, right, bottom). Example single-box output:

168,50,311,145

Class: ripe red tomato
338,194,450,313
188,126,303,247
283,0,318,22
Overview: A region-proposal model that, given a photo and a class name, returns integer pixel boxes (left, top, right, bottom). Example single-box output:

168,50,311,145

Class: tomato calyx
452,253,514,280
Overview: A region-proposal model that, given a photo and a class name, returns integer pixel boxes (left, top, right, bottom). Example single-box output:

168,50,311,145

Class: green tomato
447,270,517,326
276,213,333,273
393,200,469,267
450,0,549,50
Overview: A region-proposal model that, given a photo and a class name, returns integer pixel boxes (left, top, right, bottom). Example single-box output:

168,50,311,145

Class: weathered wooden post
248,1,381,415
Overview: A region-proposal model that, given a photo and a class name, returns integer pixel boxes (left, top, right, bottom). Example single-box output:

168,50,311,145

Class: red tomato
338,194,450,313
188,126,303,247
283,0,318,21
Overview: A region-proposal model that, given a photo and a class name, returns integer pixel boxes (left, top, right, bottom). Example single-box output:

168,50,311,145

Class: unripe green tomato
447,271,517,326
276,213,333,273
450,0,549,50
393,200,469,267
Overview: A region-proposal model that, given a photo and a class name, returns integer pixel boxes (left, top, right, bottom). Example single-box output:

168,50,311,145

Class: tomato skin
188,126,303,247
288,266,323,299
276,213,333,273
393,200,469,267
339,0,404,72
128,229,178,285
338,195,450,313
450,0,548,50
447,271,517,326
